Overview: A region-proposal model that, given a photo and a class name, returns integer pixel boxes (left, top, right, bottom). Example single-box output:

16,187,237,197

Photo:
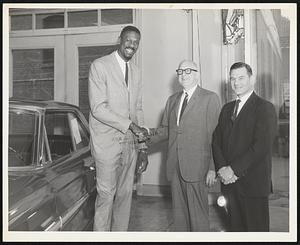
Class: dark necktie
231,99,241,121
125,62,128,86
179,92,188,121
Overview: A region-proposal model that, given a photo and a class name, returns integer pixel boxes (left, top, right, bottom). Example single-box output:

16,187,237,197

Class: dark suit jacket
212,92,277,197
154,86,221,182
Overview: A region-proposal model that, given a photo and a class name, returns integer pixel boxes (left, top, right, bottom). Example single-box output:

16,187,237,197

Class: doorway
10,31,121,120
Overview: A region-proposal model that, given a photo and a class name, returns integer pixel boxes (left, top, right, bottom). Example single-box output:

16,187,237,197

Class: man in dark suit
212,62,277,231
148,60,221,231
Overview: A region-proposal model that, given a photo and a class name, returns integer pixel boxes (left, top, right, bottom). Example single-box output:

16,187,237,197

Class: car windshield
9,108,39,167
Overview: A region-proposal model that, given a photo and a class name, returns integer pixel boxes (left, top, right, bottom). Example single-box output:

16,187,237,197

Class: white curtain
260,9,282,59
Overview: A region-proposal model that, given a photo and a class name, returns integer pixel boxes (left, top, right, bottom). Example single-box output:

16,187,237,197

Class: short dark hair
230,62,253,76
120,25,141,39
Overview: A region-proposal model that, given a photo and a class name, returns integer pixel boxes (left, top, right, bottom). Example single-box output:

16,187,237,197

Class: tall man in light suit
88,26,148,231
148,60,221,231
212,62,277,231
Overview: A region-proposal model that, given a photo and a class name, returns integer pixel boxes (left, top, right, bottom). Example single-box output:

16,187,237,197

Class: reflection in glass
12,49,54,100
9,109,39,167
45,112,73,160
78,45,118,119
11,14,32,31
101,9,133,26
36,12,64,29
68,10,98,27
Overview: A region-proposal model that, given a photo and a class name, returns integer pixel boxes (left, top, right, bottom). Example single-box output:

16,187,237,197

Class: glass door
9,36,65,101
65,32,121,120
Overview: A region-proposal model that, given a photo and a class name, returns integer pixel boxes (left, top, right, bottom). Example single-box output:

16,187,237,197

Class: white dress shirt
177,84,198,125
115,51,129,86
236,90,254,115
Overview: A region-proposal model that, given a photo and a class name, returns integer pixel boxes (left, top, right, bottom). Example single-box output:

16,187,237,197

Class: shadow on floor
128,156,289,232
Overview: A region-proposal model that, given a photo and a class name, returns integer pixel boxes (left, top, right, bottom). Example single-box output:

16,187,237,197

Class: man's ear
250,74,256,86
117,36,121,44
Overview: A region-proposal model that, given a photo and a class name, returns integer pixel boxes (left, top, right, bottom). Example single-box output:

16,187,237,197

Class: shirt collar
115,50,128,67
183,84,198,99
237,90,254,103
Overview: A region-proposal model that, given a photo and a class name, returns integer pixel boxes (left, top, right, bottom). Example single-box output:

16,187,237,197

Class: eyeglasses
176,68,198,75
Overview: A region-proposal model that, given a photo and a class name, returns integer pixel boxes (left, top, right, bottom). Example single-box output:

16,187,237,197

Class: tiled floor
128,156,289,232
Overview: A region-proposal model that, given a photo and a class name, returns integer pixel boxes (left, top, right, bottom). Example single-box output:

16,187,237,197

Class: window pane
36,12,64,29
68,113,89,150
11,14,32,31
9,109,39,167
101,9,133,26
45,112,73,160
68,10,97,27
78,45,118,120
12,49,54,100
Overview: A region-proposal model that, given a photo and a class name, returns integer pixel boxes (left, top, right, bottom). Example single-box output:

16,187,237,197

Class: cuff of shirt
138,142,148,150
141,125,150,134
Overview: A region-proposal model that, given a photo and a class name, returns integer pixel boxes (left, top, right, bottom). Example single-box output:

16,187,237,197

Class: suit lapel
110,52,128,89
174,92,183,120
180,86,201,120
234,92,258,123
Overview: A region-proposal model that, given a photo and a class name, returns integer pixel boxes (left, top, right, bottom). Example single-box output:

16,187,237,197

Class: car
8,99,96,231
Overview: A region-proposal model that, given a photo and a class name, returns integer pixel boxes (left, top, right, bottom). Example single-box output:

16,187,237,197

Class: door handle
83,156,94,169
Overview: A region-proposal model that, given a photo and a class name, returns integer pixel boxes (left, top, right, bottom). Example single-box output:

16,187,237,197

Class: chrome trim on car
45,193,90,231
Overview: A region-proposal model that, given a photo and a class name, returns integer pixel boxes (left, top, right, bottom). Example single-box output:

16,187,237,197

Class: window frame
41,108,90,166
8,106,42,170
9,8,136,37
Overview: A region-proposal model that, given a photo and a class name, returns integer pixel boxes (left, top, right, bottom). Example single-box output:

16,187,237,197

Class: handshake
129,122,150,143
129,122,157,175
129,122,158,143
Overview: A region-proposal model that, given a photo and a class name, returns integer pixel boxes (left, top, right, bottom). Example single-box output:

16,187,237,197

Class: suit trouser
171,162,210,231
225,186,269,231
93,132,138,231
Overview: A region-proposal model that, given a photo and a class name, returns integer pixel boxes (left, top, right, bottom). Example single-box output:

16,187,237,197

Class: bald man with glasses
148,60,221,231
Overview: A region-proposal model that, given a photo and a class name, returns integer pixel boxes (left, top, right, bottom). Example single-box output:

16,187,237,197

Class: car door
44,109,96,231
8,107,59,231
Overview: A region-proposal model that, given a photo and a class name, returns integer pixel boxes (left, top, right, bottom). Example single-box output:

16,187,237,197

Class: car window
44,111,89,161
9,109,39,167
68,112,89,151
45,111,74,161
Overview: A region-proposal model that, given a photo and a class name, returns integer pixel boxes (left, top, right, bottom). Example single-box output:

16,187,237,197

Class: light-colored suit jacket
88,52,144,162
154,86,221,182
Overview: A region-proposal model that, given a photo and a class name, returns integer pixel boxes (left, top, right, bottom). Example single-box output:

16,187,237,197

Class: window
44,111,89,161
9,9,134,32
12,49,54,100
9,109,39,167
11,14,32,30
45,112,73,160
68,10,98,27
101,9,133,26
68,113,89,150
78,45,118,119
36,12,64,29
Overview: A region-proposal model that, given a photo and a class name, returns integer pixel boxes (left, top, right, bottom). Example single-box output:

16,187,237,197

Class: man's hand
222,174,238,185
205,170,217,187
129,122,149,142
136,150,149,174
148,128,158,136
217,166,234,183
